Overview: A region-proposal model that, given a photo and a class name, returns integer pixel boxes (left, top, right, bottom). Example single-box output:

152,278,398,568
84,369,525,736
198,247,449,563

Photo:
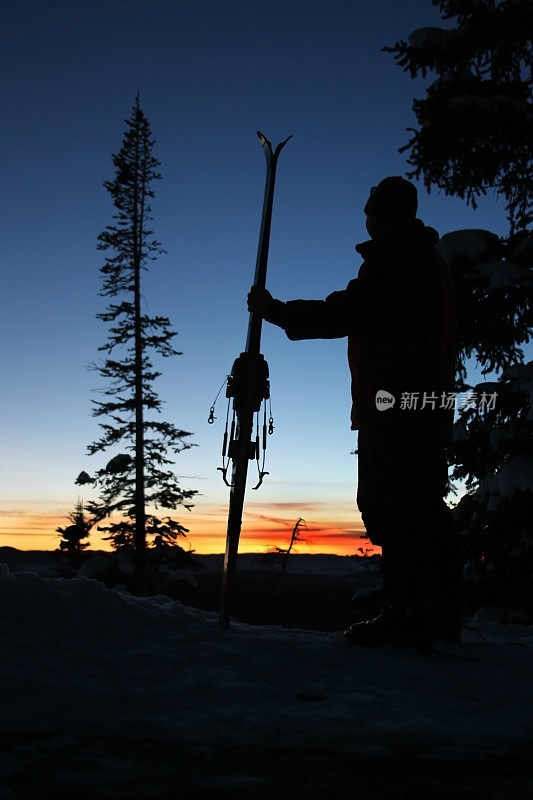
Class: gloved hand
247,285,274,316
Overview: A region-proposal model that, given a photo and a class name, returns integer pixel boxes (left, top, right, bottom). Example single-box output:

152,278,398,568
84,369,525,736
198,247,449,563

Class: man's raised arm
248,283,359,341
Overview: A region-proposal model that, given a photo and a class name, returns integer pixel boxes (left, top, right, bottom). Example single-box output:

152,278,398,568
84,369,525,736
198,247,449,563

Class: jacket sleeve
279,279,366,341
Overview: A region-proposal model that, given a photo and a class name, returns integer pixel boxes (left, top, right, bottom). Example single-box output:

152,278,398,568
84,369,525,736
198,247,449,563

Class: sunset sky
1,0,522,555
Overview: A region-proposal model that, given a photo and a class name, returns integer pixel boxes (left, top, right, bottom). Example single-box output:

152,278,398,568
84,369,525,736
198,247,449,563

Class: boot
344,537,434,651
343,605,433,652
427,508,463,643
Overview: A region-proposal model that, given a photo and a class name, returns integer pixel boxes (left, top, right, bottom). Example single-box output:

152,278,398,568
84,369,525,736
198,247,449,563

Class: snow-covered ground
1,551,531,798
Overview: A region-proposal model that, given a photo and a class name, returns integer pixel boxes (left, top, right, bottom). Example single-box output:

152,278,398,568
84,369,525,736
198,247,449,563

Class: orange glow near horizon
0,502,379,557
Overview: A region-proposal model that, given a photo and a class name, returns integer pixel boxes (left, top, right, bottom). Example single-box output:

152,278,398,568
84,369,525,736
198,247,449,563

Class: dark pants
356,412,462,624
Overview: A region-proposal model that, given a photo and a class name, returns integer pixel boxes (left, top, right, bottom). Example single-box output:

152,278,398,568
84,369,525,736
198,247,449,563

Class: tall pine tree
385,0,532,232
87,95,196,556
385,0,532,609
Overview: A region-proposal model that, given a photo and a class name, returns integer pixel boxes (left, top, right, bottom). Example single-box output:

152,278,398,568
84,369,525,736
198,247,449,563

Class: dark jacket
268,220,455,430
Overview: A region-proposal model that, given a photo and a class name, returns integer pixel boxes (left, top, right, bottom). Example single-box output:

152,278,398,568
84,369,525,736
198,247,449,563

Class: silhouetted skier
248,176,462,650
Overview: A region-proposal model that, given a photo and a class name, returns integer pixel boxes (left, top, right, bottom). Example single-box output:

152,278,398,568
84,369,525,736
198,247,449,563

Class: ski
219,131,292,628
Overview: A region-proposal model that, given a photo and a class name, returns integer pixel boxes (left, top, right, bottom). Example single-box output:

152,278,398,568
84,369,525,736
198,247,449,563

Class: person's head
364,177,418,240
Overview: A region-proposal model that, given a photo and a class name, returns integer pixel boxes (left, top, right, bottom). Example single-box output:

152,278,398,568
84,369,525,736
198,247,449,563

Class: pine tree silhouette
386,1,532,605
87,95,197,557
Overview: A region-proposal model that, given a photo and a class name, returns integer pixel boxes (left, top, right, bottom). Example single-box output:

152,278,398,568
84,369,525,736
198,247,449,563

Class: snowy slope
1,560,532,797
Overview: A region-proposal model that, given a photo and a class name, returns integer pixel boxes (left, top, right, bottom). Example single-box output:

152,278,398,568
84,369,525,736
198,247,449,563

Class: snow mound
0,564,531,769
476,258,528,288
76,554,115,578
478,455,533,508
437,229,498,263
503,361,533,420
351,585,379,601
511,232,533,262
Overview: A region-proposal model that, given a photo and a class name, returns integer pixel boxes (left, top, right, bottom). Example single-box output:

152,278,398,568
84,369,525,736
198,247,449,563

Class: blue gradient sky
1,0,522,552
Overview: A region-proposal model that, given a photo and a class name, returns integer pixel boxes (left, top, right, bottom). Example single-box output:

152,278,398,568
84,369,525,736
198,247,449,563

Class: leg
424,500,463,640
348,417,462,646
350,424,433,648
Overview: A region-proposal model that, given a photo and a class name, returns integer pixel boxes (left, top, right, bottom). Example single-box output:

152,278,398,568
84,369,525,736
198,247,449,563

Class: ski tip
274,135,293,159
257,131,292,159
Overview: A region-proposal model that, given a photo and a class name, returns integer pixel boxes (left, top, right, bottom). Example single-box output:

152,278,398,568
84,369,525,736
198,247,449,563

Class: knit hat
364,176,418,219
